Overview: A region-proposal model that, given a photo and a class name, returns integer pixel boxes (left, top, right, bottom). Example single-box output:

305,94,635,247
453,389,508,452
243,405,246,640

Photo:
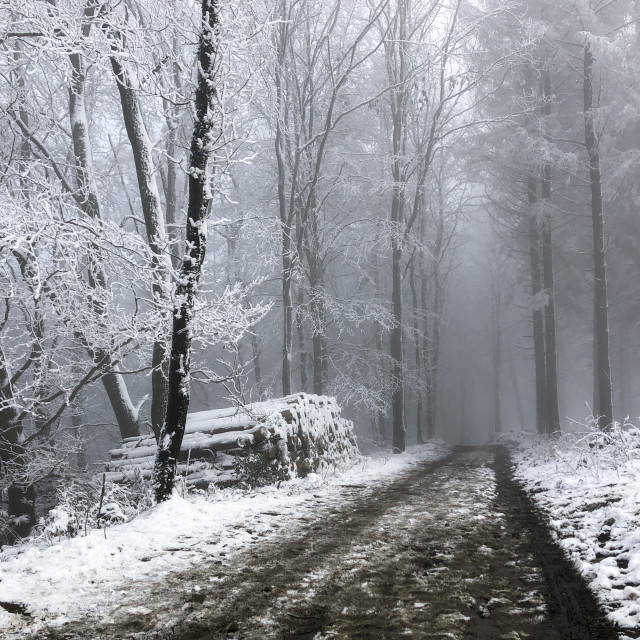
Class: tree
153,0,223,502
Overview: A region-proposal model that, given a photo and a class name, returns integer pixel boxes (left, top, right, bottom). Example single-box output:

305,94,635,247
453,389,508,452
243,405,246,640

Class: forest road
41,447,624,640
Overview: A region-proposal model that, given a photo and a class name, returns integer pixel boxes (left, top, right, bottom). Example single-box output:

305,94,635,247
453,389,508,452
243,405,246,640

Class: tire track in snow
37,447,620,639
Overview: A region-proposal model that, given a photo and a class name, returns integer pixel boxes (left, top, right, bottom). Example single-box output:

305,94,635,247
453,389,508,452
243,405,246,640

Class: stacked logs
105,393,360,488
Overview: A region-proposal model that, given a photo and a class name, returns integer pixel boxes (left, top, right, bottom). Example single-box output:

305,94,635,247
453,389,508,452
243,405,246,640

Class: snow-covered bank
0,442,451,636
507,428,640,636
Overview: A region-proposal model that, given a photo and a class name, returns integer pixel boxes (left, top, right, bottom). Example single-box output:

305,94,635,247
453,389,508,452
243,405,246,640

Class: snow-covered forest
2,0,640,637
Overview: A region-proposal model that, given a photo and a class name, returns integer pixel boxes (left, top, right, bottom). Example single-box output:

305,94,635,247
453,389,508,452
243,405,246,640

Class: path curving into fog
37,448,621,639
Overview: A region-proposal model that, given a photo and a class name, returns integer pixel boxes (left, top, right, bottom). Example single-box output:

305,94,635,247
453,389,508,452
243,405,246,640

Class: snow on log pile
105,393,360,488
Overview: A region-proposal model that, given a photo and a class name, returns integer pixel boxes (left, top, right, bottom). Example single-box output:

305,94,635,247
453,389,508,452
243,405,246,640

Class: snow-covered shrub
42,506,80,540
37,474,153,541
515,417,640,480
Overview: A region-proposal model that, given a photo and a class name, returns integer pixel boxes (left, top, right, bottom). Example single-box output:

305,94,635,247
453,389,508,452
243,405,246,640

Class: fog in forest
3,0,640,602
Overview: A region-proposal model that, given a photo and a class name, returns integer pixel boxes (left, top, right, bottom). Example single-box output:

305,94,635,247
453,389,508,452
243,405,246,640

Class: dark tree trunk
309,272,326,396
508,345,525,429
390,235,405,452
541,69,560,434
274,18,293,397
426,199,445,441
0,346,35,540
491,266,502,435
593,302,599,415
371,240,388,442
295,288,309,392
617,327,628,418
584,42,613,430
153,0,220,502
409,259,425,444
459,371,467,445
527,177,547,434
109,55,171,442
71,410,87,471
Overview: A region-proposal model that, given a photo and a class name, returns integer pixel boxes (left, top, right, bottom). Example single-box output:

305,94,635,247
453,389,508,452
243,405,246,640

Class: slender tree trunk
309,268,326,395
372,239,388,442
251,328,264,399
584,42,613,430
459,370,467,445
491,261,502,435
153,0,220,502
410,259,425,444
426,197,445,441
71,410,87,471
162,43,184,271
295,287,309,392
0,346,35,540
68,15,140,440
527,177,547,434
541,69,560,434
274,16,293,397
593,301,599,415
507,345,525,429
390,233,405,452
617,327,627,418
109,56,171,442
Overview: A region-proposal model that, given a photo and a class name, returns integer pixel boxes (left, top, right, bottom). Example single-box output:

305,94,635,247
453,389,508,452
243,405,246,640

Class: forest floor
1,446,628,640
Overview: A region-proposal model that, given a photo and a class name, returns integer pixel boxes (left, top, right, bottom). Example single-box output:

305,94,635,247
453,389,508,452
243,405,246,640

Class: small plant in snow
233,453,279,489
535,416,640,480
36,475,154,542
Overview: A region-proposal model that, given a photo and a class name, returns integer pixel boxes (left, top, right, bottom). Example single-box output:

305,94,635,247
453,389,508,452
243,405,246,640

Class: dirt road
39,447,622,639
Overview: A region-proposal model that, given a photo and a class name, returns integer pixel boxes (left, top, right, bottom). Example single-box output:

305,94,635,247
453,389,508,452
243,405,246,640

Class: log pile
105,393,360,488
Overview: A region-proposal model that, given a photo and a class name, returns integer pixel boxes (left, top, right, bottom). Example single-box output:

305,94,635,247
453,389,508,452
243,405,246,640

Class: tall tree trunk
584,42,613,430
0,346,35,540
410,259,425,444
617,326,628,418
162,42,184,271
295,287,309,392
67,1,139,440
71,410,87,471
540,69,560,434
491,261,502,435
507,345,525,429
390,233,405,452
372,237,388,442
274,13,293,397
153,0,220,502
593,302,599,416
426,194,445,441
386,1,407,454
251,327,264,399
308,265,326,395
527,176,547,434
459,370,467,445
109,56,172,442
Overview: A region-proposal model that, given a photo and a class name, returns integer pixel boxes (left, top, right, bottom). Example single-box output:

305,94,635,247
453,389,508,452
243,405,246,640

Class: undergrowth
510,417,640,481
37,472,153,542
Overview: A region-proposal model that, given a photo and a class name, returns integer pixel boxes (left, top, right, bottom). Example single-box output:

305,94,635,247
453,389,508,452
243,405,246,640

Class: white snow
0,442,451,636
506,427,640,635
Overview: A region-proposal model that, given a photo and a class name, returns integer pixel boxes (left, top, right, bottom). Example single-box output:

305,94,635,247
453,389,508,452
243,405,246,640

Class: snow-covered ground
0,442,451,636
507,427,640,637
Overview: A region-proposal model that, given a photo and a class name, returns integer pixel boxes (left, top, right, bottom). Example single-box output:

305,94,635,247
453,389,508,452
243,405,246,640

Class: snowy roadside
507,429,640,637
0,442,451,635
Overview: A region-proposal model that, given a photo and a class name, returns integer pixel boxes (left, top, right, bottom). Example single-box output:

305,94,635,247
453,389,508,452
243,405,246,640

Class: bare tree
153,0,222,502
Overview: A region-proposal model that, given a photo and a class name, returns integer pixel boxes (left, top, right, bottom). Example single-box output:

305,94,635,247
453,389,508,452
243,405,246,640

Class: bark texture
67,1,140,440
540,68,560,434
153,0,220,502
109,54,171,442
583,42,613,430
